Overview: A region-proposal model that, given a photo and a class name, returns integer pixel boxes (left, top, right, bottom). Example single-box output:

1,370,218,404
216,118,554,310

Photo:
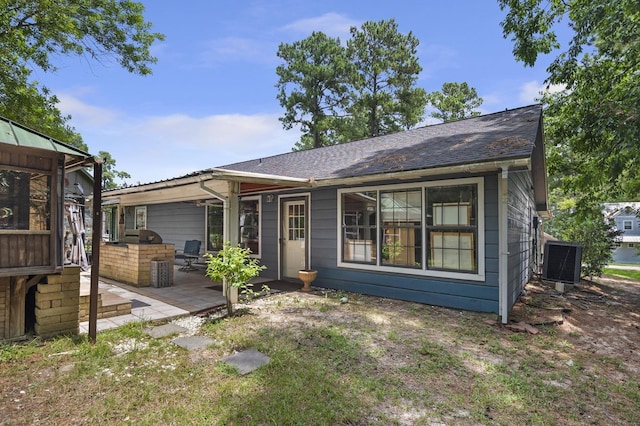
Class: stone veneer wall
100,242,174,287
34,266,80,338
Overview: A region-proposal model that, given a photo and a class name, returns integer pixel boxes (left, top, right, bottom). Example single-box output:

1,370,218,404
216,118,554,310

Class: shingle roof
220,104,542,180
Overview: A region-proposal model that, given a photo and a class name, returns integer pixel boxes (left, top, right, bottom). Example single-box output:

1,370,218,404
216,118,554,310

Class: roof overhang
313,158,533,187
0,116,93,170
101,168,312,206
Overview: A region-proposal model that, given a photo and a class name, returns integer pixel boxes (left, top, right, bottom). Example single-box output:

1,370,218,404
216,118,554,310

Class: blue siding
484,174,499,289
260,194,279,279
311,188,338,269
315,267,498,312
262,174,502,313
506,171,535,308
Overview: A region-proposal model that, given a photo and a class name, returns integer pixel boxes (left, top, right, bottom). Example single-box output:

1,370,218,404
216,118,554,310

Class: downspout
498,167,509,323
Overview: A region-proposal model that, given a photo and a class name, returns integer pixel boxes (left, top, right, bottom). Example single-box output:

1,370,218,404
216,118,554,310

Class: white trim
336,177,485,281
277,192,312,280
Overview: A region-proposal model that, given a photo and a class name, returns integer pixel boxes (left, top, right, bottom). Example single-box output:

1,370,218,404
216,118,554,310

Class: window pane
207,204,224,251
135,206,146,230
0,169,50,230
342,191,377,264
240,199,259,254
380,189,422,268
427,184,477,272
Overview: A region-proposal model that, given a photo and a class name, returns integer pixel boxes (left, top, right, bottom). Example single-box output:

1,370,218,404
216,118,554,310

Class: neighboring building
102,105,549,323
1,117,95,340
604,202,640,264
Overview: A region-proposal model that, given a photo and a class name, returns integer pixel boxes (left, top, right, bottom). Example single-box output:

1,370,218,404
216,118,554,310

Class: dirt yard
510,275,640,375
1,273,638,424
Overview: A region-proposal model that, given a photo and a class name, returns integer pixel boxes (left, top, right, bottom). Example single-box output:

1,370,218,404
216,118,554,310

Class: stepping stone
220,348,270,375
144,323,187,338
172,336,217,350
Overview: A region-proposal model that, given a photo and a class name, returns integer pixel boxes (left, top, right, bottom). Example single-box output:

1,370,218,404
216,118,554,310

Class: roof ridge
223,104,543,168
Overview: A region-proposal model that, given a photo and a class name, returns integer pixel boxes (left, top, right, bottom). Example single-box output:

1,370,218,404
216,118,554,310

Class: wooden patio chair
175,240,201,271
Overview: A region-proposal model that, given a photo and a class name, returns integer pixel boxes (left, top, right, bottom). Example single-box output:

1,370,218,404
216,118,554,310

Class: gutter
103,167,312,197
313,158,531,187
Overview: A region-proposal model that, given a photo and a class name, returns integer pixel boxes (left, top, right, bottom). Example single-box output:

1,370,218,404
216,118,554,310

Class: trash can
150,260,171,288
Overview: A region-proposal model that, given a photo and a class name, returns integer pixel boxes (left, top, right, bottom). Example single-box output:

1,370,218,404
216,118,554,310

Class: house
604,202,640,264
0,117,97,340
101,104,548,323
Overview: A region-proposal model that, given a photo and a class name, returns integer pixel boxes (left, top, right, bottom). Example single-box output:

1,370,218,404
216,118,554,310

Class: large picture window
338,178,483,279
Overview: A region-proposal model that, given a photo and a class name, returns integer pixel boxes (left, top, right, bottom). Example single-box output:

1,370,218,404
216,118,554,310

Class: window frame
239,196,261,258
337,177,485,281
134,206,147,230
623,220,633,230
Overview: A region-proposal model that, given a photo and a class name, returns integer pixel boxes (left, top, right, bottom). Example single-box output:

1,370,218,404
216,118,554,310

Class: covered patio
80,259,303,333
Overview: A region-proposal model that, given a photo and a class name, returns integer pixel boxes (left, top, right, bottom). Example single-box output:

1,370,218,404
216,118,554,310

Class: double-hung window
339,178,483,280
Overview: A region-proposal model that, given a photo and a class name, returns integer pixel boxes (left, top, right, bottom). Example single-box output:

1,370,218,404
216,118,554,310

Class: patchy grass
1,279,639,425
603,267,640,281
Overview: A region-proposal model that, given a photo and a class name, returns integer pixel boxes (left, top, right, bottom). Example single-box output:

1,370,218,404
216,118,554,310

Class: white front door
282,199,307,279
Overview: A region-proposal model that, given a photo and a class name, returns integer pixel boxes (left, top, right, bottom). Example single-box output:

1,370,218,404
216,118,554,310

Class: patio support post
89,159,102,342
224,180,240,303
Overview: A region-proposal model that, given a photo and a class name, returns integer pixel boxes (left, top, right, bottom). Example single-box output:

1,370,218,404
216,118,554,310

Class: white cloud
280,12,358,40
478,92,503,108
59,92,298,184
57,89,119,127
519,80,565,104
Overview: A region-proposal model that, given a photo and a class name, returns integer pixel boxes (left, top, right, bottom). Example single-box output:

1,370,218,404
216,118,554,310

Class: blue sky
36,1,563,185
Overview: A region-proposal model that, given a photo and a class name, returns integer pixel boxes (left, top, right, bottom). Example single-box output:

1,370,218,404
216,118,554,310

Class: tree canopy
499,0,638,266
427,82,483,122
99,151,131,190
346,19,426,139
275,19,427,150
499,0,640,202
276,32,353,150
0,0,164,186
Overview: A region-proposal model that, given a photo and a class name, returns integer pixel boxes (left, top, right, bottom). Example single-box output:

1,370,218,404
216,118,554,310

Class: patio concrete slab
144,323,188,338
220,348,270,375
172,336,217,350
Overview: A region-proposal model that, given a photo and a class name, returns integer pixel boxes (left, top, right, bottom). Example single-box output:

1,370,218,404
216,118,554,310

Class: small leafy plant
205,242,267,316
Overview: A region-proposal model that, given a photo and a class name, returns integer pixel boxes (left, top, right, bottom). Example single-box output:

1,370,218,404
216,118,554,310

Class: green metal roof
0,116,92,167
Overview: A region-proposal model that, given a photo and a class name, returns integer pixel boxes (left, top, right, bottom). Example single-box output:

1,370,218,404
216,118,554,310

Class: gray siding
147,203,206,255
311,188,338,269
612,245,640,264
260,194,279,279
506,171,535,308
